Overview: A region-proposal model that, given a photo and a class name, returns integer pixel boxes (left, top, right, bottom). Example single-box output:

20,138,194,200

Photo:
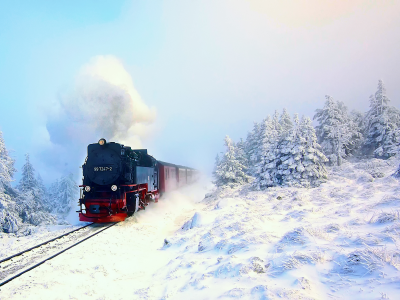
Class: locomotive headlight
111,185,117,191
98,138,106,146
84,186,91,192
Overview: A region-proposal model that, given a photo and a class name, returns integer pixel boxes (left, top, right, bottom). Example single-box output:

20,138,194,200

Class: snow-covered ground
2,158,400,299
0,182,209,299
0,224,79,260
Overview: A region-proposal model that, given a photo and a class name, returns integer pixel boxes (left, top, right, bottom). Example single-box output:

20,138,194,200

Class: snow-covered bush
338,249,383,275
374,211,400,224
363,80,400,159
393,163,400,178
17,191,57,226
280,227,308,245
0,193,23,233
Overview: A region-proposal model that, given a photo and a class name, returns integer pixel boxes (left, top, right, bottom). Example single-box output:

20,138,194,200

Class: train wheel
126,193,140,215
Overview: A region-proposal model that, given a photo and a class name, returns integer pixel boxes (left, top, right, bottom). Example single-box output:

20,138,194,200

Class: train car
77,138,198,223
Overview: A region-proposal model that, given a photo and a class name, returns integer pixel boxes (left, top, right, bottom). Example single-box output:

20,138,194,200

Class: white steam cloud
44,55,156,177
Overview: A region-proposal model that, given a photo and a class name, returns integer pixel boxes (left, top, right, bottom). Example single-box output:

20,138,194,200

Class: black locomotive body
82,141,158,191
78,139,197,222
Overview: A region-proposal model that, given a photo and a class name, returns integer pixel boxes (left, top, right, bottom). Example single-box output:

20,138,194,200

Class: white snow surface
2,159,400,299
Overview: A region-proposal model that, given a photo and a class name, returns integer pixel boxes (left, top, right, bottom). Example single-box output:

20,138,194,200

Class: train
77,138,198,223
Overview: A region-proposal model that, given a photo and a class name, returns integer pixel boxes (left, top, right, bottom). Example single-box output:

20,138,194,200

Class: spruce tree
17,154,52,215
272,110,282,136
0,131,16,190
245,122,261,174
47,179,60,209
18,154,38,192
36,174,51,211
0,131,21,233
348,109,365,156
214,136,250,187
235,138,248,171
54,173,78,214
254,116,279,189
279,108,293,133
314,95,360,165
212,154,221,180
363,80,400,158
294,116,328,186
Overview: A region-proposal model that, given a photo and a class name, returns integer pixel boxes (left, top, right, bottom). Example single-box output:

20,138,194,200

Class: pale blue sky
1,1,399,184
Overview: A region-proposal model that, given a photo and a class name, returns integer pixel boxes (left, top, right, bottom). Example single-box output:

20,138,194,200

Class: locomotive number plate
94,166,113,172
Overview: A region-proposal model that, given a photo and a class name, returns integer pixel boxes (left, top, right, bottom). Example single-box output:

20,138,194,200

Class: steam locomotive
78,138,198,223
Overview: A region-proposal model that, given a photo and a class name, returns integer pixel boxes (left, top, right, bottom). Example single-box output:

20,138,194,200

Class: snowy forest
0,137,79,234
214,80,400,189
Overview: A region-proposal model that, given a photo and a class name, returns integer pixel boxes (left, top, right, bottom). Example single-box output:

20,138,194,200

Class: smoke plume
44,55,156,177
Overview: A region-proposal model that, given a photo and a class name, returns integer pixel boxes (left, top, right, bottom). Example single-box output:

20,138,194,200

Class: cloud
43,55,156,178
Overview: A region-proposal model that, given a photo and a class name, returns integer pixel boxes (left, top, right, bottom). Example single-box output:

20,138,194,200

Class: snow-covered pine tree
36,174,51,211
272,110,282,136
47,178,59,209
0,131,22,233
273,113,300,186
363,80,400,158
314,95,360,165
253,116,279,189
0,131,16,191
235,138,248,171
214,136,250,187
17,153,46,209
18,154,38,192
348,109,365,156
245,122,261,174
212,154,221,179
279,108,293,133
36,174,46,195
53,173,78,214
288,116,328,187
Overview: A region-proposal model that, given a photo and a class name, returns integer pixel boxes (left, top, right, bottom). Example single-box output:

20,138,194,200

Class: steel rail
0,222,117,287
0,222,94,264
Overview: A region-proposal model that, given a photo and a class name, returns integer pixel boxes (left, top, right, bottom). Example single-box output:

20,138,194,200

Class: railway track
0,222,117,287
